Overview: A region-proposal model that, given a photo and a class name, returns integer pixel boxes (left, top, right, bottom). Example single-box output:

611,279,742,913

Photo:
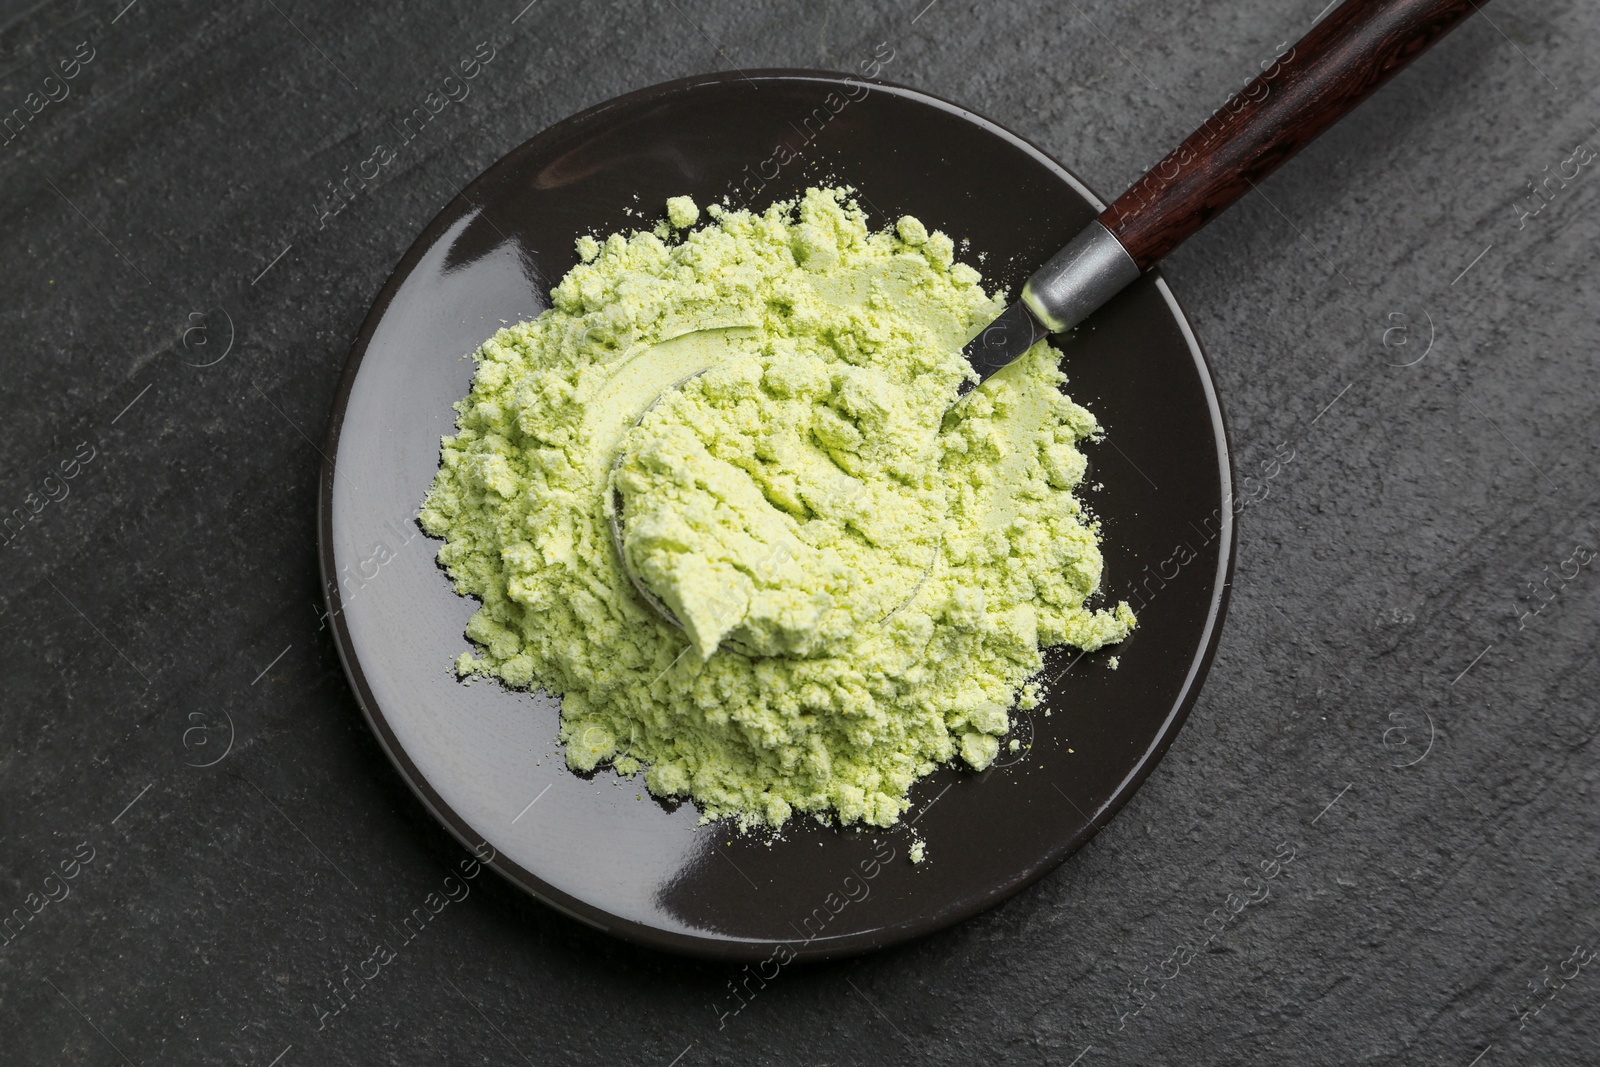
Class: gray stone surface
1,0,1597,1063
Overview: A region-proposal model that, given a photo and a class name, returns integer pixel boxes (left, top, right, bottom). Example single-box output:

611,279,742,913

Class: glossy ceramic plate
319,71,1234,962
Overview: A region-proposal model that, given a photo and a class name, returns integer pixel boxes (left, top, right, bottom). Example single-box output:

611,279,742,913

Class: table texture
1,0,1596,1064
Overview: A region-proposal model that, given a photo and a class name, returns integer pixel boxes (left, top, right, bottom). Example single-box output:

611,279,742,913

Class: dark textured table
2,0,1596,1063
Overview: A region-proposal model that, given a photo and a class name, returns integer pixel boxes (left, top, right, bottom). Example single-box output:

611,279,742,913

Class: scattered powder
419,187,1133,831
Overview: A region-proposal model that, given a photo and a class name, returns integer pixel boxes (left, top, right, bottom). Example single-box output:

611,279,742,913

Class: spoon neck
1020,221,1142,335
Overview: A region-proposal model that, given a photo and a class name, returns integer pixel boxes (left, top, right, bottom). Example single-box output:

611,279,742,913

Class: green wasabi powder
420,187,1133,831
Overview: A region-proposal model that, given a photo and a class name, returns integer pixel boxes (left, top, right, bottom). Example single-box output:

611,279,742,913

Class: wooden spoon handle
1099,0,1485,270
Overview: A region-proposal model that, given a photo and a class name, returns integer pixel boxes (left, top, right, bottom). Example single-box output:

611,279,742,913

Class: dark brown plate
318,71,1234,962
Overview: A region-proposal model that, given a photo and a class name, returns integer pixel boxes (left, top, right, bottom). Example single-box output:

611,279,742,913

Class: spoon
613,0,1484,642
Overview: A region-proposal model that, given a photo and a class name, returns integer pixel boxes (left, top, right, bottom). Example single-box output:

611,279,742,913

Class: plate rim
317,67,1237,961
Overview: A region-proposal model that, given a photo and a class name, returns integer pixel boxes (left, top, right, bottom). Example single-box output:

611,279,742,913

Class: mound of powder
419,187,1134,830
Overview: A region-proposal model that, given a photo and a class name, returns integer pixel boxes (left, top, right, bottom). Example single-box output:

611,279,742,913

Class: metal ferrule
1019,221,1141,333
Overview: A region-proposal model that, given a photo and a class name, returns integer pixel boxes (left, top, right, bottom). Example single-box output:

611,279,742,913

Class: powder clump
665,195,700,229
420,187,1133,831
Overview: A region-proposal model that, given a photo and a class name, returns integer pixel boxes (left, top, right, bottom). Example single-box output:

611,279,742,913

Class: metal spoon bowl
605,353,940,657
